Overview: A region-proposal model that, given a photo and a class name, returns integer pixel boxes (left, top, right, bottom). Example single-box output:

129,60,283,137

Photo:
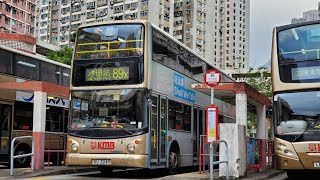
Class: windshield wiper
292,124,311,142
113,124,133,135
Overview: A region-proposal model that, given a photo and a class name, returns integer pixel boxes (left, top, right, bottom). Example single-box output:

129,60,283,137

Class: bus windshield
278,24,320,62
277,24,320,83
274,91,320,141
70,89,148,132
75,24,144,60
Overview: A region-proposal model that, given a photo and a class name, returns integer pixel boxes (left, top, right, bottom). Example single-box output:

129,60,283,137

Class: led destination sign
291,66,320,80
85,67,129,81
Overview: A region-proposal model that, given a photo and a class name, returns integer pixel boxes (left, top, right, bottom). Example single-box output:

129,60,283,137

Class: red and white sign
90,141,115,150
206,105,219,144
204,70,221,87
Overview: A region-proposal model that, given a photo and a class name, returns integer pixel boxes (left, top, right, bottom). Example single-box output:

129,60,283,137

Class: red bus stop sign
204,70,221,87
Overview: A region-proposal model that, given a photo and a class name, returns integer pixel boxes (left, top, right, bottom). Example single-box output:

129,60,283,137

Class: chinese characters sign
173,73,195,102
292,66,320,80
206,105,218,144
85,67,129,81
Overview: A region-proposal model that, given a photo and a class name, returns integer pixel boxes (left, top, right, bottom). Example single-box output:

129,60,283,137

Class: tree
70,32,76,43
47,46,73,65
245,68,272,98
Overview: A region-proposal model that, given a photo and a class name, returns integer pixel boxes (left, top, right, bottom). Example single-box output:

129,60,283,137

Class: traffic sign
204,70,221,87
206,105,219,143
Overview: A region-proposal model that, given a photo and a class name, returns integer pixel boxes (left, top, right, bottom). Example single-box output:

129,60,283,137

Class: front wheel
98,166,113,174
286,170,302,180
168,150,180,175
14,147,31,168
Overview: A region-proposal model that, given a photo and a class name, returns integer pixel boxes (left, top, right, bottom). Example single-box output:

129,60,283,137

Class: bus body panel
66,133,147,168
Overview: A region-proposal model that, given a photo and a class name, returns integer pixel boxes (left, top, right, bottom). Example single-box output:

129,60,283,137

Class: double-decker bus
272,20,320,177
0,45,70,167
66,20,235,174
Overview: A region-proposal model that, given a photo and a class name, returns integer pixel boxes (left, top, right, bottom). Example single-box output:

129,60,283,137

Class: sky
250,0,320,68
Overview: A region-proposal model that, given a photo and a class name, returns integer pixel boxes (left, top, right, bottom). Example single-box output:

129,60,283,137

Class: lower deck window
168,100,191,131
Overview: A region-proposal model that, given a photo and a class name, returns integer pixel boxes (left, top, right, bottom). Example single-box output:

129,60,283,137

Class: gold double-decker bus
65,20,235,174
272,20,320,177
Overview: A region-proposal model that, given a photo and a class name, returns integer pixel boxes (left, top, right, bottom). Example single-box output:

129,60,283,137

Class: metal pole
210,143,214,180
210,87,214,180
211,88,214,105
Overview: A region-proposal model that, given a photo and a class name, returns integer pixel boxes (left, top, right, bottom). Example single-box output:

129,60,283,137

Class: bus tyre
14,146,31,168
98,166,113,174
286,170,301,179
168,148,180,175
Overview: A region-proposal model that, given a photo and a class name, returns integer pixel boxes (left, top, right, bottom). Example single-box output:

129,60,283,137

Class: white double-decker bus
65,20,235,174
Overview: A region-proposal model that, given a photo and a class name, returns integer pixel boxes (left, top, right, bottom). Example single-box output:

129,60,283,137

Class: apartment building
0,0,36,36
291,2,320,24
36,0,249,72
35,0,213,59
213,0,250,73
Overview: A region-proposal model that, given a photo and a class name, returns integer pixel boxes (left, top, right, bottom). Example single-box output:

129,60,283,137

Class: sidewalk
0,166,98,179
0,165,282,180
163,169,282,180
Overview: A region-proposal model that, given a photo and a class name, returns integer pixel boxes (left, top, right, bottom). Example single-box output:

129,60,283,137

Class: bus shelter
192,82,271,178
0,81,69,171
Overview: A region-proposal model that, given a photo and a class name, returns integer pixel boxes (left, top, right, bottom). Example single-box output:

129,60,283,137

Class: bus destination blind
85,67,129,81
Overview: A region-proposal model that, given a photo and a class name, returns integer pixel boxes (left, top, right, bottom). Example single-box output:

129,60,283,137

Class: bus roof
275,19,320,32
150,23,235,82
0,45,71,69
77,20,235,82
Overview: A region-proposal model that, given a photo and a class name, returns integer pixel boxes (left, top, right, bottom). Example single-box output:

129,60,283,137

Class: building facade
212,0,250,73
35,0,250,72
291,2,320,24
35,0,213,58
0,0,36,36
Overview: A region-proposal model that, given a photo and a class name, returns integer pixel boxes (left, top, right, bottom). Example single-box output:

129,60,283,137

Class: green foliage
47,46,73,65
245,70,272,98
70,33,76,43
247,112,256,137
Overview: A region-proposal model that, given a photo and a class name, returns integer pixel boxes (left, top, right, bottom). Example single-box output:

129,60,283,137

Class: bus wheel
168,147,180,175
98,166,113,174
14,146,31,168
286,170,301,179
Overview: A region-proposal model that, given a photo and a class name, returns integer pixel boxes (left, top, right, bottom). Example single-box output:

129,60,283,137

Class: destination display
291,66,320,81
85,67,129,81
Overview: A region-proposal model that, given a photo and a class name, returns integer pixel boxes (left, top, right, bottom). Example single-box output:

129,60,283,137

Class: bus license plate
92,159,112,165
314,162,320,167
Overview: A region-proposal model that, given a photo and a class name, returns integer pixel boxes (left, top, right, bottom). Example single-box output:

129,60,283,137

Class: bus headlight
71,143,79,151
127,143,135,152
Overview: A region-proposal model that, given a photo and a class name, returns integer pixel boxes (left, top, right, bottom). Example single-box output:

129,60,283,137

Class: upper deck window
75,24,144,60
278,24,320,62
277,24,320,83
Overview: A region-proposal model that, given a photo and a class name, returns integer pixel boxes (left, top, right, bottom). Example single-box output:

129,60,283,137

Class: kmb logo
90,141,115,149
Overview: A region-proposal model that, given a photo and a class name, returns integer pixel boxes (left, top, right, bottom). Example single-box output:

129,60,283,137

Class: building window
0,49,12,74
15,54,39,80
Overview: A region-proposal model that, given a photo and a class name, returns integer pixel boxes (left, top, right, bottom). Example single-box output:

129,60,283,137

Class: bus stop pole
210,87,214,180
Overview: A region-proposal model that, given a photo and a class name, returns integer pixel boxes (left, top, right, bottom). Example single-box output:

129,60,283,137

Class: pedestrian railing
45,132,67,166
209,139,229,180
10,136,34,176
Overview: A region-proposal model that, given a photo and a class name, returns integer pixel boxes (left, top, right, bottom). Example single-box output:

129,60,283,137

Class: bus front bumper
65,153,148,168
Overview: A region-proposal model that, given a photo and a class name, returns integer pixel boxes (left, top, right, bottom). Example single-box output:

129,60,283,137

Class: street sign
206,105,218,144
204,70,221,87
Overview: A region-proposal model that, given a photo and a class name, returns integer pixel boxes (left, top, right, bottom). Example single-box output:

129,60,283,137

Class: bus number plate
314,162,320,167
92,159,112,165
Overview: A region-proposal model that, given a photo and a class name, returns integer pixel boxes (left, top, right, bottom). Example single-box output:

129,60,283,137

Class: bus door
150,95,167,166
193,107,204,163
0,103,13,158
